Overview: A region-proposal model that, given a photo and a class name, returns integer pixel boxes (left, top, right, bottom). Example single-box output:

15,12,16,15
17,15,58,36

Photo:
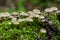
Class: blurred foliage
0,0,60,11
16,0,60,11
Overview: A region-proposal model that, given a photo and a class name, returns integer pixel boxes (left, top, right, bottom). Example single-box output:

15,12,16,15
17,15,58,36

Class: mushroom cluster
0,9,45,25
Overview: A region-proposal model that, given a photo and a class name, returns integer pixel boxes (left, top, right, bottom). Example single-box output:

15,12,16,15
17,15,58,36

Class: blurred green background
16,0,60,11
0,0,60,12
